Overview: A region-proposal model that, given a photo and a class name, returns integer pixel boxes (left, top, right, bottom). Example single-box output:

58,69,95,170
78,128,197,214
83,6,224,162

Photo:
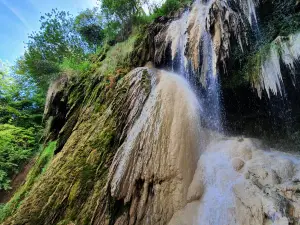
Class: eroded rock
232,157,245,171
169,137,300,225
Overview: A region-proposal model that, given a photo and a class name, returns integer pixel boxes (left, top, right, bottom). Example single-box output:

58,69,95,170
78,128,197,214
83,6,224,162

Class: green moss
241,35,293,89
227,38,287,89
243,47,266,87
142,70,151,93
95,35,137,78
68,181,81,202
89,125,116,151
1,22,152,224
0,141,57,223
56,219,74,225
226,0,300,89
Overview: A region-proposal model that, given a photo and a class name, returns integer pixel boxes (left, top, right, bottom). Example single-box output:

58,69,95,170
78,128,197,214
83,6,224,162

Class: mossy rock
1,67,153,225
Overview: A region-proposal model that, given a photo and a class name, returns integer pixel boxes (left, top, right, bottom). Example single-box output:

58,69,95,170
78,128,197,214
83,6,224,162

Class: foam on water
168,137,300,225
196,151,240,225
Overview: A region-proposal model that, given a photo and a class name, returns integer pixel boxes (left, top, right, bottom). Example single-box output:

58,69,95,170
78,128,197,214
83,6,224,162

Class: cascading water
162,0,262,132
166,0,223,131
193,142,241,225
106,65,300,225
200,31,222,131
5,0,300,224
168,136,300,225
109,68,207,225
98,0,300,224
155,0,300,224
241,0,259,27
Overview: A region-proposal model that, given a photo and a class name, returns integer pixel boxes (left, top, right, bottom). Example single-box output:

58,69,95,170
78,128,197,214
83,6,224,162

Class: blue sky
0,0,98,64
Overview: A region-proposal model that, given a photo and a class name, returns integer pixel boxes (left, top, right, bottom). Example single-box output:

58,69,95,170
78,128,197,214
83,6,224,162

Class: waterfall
160,0,262,132
109,69,207,225
240,0,259,27
200,31,222,131
111,1,300,224
152,1,300,225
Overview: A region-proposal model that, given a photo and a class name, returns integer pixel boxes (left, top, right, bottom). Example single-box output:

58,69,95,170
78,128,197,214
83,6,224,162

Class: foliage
96,34,137,78
17,9,89,89
60,56,91,73
258,0,300,45
226,0,300,89
0,61,44,193
235,0,300,88
0,124,36,191
101,0,143,23
131,0,192,25
100,0,152,41
100,0,193,40
0,141,57,223
150,0,192,19
0,70,44,129
75,8,104,50
242,44,273,87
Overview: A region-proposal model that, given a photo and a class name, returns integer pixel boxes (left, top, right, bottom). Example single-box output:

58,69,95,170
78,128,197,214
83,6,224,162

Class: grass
137,0,193,24
60,56,91,74
95,34,137,78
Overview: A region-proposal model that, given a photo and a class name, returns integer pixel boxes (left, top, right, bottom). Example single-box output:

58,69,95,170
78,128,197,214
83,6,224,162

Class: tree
0,62,44,129
19,9,89,90
0,61,12,100
0,62,42,191
0,124,36,190
101,0,142,23
100,0,147,41
75,8,104,51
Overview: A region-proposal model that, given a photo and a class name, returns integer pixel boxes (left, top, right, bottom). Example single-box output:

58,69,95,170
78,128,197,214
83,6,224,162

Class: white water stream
159,1,300,224
163,0,260,131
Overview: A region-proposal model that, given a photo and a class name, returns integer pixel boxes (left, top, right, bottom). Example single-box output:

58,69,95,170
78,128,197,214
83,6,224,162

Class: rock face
107,70,205,225
2,67,153,225
250,32,300,98
154,0,257,85
5,67,300,225
2,68,206,225
3,0,300,225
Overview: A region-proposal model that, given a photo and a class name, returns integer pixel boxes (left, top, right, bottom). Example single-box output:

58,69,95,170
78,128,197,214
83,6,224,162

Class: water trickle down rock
107,70,206,225
154,0,259,131
106,69,300,225
154,0,259,84
253,32,300,98
168,137,300,225
240,0,260,27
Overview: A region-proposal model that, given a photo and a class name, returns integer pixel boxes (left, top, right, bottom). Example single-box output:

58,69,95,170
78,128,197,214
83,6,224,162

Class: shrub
0,124,36,191
0,141,57,222
60,57,91,73
152,0,192,18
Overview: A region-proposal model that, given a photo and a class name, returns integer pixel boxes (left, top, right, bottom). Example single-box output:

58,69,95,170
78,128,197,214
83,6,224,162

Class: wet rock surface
169,137,300,225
